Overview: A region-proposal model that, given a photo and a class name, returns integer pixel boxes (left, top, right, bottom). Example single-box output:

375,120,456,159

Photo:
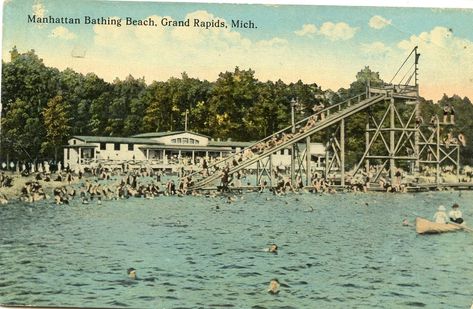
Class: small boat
415,217,462,234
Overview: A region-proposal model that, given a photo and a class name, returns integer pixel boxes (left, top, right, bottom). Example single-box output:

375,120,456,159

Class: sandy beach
0,173,81,201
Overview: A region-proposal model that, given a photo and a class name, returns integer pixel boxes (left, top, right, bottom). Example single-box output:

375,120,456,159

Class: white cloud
32,0,47,28
50,26,76,40
65,10,291,84
398,26,456,50
32,0,46,18
318,22,358,41
256,37,288,48
294,24,317,37
294,22,357,41
397,26,473,99
369,15,391,29
361,41,391,54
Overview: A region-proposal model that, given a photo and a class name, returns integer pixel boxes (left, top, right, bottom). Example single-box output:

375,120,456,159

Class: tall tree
208,67,259,139
42,95,72,161
2,98,44,161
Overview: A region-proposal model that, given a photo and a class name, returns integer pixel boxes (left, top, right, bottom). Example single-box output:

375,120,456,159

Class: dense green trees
1,48,472,166
42,95,71,161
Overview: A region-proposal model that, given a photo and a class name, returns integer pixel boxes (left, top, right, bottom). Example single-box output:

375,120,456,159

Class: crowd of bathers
3,158,473,205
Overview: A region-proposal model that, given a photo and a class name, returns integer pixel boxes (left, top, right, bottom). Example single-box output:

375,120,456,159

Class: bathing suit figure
127,268,137,280
267,279,280,294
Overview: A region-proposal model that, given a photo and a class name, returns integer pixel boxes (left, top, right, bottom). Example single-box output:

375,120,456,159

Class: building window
66,149,70,160
171,139,176,144
128,143,134,151
177,138,182,143
114,143,120,151
183,138,189,144
73,140,76,145
195,140,200,145
100,142,106,150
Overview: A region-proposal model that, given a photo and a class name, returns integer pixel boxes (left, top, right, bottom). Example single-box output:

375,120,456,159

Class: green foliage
42,95,72,160
1,48,472,169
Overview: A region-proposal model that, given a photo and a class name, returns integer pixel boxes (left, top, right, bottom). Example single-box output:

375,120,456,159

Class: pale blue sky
3,0,473,100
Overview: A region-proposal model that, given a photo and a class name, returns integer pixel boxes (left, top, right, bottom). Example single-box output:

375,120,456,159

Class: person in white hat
433,205,448,224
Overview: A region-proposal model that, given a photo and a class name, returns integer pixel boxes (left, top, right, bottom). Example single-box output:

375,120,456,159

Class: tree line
2,47,473,166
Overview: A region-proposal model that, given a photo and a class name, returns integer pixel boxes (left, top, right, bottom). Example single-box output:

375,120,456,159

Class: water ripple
1,191,472,308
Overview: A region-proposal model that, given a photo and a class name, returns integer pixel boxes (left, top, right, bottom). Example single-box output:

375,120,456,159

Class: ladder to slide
188,92,388,189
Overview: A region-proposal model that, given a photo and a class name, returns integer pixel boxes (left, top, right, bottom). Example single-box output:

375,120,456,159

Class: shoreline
1,170,472,205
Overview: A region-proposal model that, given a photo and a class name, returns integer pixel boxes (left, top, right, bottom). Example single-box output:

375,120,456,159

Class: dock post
256,160,260,187
436,118,440,185
414,100,420,173
365,114,370,174
325,142,329,179
457,145,460,182
306,136,311,186
389,97,396,182
340,118,345,186
291,144,295,187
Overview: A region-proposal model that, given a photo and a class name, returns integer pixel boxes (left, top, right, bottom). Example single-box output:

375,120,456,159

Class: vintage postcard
1,0,473,308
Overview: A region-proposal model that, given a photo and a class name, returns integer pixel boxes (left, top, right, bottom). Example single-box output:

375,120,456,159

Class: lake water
1,190,472,308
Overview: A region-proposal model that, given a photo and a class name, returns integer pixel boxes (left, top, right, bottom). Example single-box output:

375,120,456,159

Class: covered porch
64,144,97,169
139,145,233,166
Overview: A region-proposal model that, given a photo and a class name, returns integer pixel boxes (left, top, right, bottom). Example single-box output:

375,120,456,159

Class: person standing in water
267,279,280,294
127,268,137,280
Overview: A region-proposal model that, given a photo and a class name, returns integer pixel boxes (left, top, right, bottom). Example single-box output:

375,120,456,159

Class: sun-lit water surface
1,191,472,308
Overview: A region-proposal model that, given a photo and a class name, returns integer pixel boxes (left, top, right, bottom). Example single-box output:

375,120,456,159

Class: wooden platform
198,182,473,193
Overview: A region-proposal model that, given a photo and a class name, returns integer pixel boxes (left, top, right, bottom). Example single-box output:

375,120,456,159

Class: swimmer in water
267,278,280,294
268,244,278,254
402,218,410,226
127,268,137,280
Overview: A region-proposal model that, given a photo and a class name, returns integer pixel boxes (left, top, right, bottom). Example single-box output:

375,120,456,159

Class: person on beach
267,279,280,294
448,203,463,224
0,193,8,205
258,179,267,193
0,172,13,187
433,205,449,224
66,171,73,185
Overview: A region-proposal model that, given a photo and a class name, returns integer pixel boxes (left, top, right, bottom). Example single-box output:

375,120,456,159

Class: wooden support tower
186,47,461,191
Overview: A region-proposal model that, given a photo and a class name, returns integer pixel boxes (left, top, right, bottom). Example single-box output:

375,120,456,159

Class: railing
186,91,380,186
370,84,418,98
